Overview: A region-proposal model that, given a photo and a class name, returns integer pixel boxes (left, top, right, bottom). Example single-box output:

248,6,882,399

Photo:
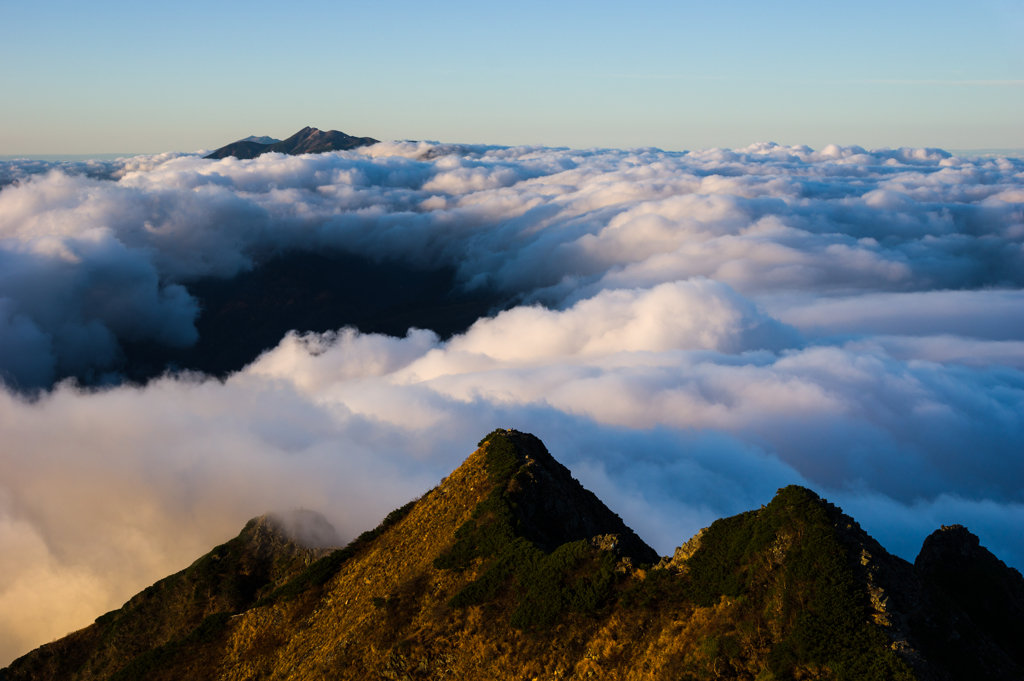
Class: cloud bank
0,142,1022,664
2,142,1022,385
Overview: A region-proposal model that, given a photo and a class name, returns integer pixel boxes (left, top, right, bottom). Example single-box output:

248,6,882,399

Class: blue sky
1,0,1022,154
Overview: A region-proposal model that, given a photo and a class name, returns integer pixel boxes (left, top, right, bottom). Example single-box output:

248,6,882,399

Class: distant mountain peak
205,127,379,160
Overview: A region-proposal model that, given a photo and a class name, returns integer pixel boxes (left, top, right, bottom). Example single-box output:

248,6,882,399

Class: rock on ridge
655,526,706,572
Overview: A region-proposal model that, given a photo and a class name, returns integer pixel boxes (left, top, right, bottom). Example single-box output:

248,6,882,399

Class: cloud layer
2,142,1022,385
1,142,1022,664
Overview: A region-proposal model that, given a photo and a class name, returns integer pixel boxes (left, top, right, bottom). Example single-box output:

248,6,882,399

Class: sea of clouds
1,141,1022,663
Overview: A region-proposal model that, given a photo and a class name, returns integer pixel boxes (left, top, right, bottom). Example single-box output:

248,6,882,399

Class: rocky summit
3,430,1022,680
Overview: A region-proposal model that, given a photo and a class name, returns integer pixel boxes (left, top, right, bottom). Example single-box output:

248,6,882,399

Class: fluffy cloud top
0,142,1022,665
1,142,1022,385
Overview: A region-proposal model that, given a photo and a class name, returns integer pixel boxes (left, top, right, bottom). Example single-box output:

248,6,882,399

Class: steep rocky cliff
3,430,1021,680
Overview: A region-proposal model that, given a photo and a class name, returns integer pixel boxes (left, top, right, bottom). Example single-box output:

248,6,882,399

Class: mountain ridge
3,430,1022,680
204,127,379,160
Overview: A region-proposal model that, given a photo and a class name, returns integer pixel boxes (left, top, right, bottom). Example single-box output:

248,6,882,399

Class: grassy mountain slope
0,513,334,681
4,430,1022,680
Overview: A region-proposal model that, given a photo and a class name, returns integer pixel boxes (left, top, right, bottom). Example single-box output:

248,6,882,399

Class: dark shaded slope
204,127,378,160
119,250,505,381
470,429,658,561
915,525,1024,675
794,497,1024,680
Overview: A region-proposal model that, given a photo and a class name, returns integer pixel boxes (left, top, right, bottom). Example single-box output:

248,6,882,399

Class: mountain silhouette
205,127,378,160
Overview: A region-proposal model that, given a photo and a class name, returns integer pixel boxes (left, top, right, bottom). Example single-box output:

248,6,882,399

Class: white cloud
763,289,1024,340
0,141,1022,665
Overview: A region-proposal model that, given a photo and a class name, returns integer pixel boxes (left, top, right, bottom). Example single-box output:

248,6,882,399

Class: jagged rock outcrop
4,431,1023,681
204,127,378,159
656,526,706,572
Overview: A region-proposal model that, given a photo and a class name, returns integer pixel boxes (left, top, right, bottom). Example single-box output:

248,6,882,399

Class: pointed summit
469,428,659,562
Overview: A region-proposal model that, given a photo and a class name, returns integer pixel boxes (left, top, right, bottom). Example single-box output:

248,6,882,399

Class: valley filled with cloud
1,141,1022,664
